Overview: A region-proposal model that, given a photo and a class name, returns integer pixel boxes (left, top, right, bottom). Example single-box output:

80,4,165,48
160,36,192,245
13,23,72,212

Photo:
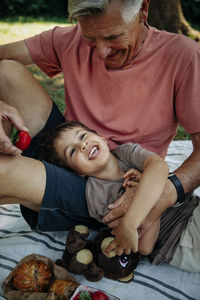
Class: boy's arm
124,155,169,226
138,218,160,255
106,154,169,255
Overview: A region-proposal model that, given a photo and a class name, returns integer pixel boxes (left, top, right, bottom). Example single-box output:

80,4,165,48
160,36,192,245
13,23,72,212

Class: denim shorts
21,102,103,231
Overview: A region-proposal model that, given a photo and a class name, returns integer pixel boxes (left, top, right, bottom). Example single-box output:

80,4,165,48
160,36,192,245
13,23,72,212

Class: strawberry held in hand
15,131,31,150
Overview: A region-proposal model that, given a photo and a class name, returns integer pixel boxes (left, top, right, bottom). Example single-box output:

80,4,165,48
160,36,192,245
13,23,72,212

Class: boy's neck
92,153,124,181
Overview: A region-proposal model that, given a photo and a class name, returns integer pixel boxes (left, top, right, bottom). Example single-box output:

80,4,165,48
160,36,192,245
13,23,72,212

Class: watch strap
168,173,185,207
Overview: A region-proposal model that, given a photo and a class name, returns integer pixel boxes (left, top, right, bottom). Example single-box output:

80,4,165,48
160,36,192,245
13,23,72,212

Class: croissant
13,260,52,292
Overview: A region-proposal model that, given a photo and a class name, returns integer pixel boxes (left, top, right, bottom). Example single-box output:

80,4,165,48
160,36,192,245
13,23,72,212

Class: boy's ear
100,136,107,143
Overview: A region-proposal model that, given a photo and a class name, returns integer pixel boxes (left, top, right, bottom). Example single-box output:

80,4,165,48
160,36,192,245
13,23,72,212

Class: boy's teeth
89,146,98,159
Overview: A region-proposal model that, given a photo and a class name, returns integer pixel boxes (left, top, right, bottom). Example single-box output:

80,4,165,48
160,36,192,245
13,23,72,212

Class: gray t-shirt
85,143,199,265
86,143,153,223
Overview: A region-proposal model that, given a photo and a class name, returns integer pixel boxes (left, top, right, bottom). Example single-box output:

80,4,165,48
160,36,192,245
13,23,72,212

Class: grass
0,18,191,140
0,17,69,44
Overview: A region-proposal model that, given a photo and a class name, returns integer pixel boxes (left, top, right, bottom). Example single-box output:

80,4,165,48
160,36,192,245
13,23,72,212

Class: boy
39,120,169,256
39,121,200,272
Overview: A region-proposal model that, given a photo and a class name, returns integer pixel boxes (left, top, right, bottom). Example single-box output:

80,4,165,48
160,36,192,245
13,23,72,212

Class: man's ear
139,0,150,22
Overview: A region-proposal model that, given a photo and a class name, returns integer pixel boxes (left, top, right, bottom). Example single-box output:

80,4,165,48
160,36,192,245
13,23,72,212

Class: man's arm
103,132,200,231
138,218,160,255
0,40,37,155
0,40,33,65
175,132,200,193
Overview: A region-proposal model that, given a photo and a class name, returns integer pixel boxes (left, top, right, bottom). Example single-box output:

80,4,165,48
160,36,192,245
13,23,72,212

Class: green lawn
0,19,190,140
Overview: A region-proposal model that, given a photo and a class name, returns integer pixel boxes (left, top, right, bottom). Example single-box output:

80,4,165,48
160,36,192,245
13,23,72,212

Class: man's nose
96,40,112,59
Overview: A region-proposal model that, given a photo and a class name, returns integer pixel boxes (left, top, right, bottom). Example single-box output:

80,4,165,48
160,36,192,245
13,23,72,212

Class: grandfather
0,0,200,232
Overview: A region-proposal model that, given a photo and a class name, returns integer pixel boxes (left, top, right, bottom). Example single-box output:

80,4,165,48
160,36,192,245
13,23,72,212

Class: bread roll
49,280,77,299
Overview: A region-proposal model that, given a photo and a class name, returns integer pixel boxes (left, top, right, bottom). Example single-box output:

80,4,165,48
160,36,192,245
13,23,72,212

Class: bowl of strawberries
71,285,120,300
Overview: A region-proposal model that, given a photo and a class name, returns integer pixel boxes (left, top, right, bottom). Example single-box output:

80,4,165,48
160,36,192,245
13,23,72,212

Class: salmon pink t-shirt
25,25,200,157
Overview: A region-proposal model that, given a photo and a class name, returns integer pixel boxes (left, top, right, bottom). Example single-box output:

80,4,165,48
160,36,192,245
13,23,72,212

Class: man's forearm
103,133,200,230
142,132,200,231
175,132,200,194
138,219,160,255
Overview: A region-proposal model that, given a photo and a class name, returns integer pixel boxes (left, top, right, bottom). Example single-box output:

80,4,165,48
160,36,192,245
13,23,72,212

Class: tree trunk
148,0,200,42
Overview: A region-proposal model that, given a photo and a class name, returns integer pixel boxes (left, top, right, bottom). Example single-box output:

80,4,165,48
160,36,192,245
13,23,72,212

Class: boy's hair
39,120,97,173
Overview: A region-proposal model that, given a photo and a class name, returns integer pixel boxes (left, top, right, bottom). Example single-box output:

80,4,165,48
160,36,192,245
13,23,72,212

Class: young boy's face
54,126,111,176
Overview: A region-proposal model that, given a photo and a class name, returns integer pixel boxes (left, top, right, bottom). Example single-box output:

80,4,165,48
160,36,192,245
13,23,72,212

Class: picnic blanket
0,140,200,300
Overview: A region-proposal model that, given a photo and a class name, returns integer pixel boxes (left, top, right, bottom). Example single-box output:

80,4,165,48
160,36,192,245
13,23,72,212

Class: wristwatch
168,173,185,207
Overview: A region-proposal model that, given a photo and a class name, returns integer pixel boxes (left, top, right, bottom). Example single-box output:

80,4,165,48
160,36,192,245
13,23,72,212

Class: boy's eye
70,148,75,157
80,133,86,140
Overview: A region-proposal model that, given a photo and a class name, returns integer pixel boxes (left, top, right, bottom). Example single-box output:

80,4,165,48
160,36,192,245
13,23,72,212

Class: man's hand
0,100,29,155
103,186,138,228
103,179,177,232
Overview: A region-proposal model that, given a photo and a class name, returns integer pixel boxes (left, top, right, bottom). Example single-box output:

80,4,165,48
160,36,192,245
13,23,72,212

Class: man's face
78,1,143,69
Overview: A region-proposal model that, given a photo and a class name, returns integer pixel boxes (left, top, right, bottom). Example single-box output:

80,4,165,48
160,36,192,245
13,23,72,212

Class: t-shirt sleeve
24,25,78,77
114,143,155,171
175,46,200,134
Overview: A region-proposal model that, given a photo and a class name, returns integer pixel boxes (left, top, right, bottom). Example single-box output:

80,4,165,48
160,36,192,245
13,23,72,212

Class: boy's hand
123,168,142,188
105,220,139,256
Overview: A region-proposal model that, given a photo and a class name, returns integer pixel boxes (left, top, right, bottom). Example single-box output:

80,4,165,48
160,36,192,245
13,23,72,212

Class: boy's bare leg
0,154,46,211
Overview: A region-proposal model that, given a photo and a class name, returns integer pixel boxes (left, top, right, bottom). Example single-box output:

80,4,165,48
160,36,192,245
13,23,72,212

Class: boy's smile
89,146,99,160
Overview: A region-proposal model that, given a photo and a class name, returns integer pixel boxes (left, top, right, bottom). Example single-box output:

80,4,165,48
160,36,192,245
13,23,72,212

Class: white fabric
0,141,200,300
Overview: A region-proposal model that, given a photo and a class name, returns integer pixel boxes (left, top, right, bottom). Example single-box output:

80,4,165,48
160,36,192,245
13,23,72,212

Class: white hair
68,0,143,23
122,0,143,23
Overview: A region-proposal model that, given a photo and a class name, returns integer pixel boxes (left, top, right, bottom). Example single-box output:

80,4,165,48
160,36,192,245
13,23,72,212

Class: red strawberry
15,131,31,150
92,291,108,300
